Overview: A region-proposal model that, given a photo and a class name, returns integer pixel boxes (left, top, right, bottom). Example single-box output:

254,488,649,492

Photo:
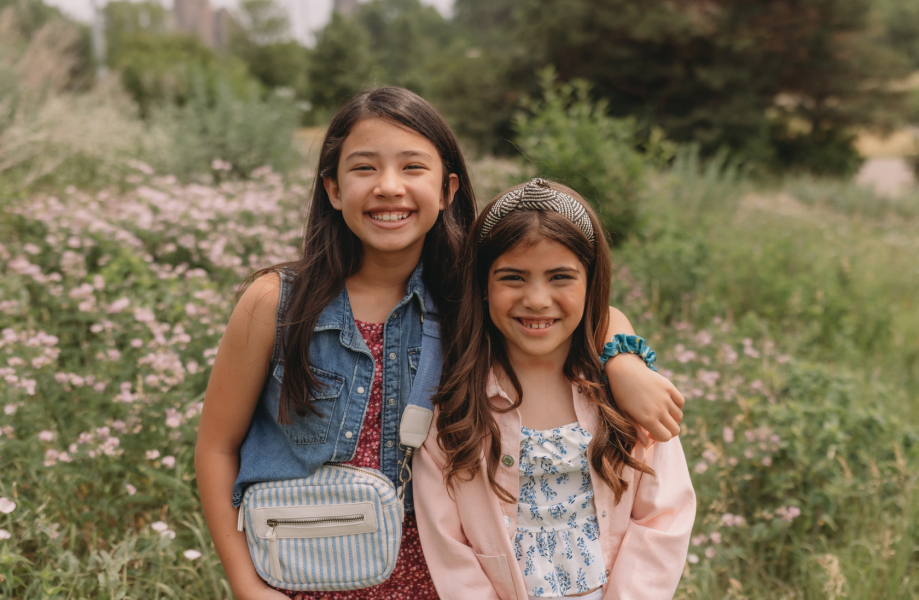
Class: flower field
1,164,918,598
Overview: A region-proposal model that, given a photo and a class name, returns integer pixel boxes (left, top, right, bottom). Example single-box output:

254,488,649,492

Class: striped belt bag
238,293,442,592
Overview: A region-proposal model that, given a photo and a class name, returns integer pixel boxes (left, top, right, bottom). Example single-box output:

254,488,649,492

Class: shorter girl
415,179,695,600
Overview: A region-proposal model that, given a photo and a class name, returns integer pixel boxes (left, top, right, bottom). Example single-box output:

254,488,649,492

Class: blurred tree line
305,0,916,175
4,0,919,176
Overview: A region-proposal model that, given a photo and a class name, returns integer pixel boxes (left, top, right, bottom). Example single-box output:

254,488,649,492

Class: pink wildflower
0,498,16,513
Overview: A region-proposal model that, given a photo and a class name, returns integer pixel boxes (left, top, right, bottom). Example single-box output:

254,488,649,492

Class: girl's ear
441,173,460,210
324,177,343,210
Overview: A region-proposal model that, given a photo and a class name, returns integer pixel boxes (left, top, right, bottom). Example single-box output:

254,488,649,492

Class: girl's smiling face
487,239,588,365
324,118,459,260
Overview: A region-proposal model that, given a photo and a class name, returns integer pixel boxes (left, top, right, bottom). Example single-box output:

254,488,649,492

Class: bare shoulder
222,272,282,371
238,272,282,321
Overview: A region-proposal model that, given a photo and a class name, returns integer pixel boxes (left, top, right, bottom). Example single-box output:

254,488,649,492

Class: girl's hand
606,352,684,444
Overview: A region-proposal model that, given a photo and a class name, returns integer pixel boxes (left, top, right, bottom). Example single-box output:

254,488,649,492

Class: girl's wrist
600,334,658,372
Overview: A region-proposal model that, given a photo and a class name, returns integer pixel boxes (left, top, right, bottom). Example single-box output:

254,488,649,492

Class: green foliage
234,40,309,100
513,69,675,242
306,0,460,120
147,71,299,179
106,25,254,119
613,150,919,406
234,0,289,45
306,11,373,120
874,0,919,69
455,0,908,172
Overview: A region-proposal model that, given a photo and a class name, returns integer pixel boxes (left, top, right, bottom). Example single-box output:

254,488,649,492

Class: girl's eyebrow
344,150,434,160
492,266,579,275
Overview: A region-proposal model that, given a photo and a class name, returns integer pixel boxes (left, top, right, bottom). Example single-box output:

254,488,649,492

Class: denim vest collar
314,261,428,348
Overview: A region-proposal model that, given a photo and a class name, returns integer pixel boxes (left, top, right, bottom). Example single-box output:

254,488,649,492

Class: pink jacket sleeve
605,437,696,600
414,430,504,600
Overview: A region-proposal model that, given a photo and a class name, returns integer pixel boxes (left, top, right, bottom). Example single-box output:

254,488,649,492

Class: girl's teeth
522,320,554,329
371,212,409,222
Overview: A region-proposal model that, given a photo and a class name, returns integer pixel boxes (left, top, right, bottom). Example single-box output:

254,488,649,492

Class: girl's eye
405,164,427,170
353,165,374,171
497,275,524,282
551,274,574,281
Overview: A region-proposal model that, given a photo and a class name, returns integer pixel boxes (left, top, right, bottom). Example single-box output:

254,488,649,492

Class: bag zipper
267,514,364,528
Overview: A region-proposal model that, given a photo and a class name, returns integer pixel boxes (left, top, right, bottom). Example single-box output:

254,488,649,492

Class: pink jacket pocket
475,553,519,600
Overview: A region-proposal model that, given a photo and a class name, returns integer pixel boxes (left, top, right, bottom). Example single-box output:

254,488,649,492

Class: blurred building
173,0,237,48
334,0,359,16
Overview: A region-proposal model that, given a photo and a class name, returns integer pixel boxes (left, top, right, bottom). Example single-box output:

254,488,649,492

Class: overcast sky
44,0,454,44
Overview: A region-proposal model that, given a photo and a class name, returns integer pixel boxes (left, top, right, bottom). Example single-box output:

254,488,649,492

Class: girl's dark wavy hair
246,87,476,424
434,180,653,504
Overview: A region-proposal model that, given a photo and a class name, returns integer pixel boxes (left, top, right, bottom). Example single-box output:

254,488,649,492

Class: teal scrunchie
599,334,657,372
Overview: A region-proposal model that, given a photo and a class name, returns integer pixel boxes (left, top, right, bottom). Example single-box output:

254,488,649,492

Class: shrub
513,68,674,243
146,71,299,180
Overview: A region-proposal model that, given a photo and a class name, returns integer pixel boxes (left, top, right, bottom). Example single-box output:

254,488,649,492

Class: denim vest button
345,431,353,439
386,440,394,447
388,398,395,406
357,387,365,394
389,352,396,360
501,454,514,467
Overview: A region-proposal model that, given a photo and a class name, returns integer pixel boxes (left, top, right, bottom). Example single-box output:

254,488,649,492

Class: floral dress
514,423,607,598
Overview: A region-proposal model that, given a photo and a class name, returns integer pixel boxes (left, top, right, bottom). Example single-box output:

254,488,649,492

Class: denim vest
232,263,428,514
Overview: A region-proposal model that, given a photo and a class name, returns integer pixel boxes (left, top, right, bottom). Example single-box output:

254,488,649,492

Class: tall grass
604,149,919,598
0,7,299,194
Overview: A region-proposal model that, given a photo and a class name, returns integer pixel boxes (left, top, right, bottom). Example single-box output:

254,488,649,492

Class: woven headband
479,178,595,245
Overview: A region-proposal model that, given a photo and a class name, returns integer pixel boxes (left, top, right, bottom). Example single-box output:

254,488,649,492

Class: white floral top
514,422,607,598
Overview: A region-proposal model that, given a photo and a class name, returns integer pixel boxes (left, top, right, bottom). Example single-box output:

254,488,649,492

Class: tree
455,0,909,172
235,0,289,45
306,11,373,116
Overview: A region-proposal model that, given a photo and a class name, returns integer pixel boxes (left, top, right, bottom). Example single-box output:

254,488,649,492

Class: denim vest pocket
272,363,344,445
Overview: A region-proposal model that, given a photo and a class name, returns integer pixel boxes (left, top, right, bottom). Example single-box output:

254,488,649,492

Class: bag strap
396,290,442,497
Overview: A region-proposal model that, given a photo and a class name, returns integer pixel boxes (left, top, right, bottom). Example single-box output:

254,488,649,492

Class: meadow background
1,0,918,597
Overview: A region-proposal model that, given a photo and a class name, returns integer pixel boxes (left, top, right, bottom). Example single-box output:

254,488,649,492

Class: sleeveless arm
195,273,289,600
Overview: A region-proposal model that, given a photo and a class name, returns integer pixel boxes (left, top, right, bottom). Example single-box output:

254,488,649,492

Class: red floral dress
275,320,438,600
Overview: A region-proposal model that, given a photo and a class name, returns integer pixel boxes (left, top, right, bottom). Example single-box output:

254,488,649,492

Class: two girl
196,88,687,600
415,180,695,599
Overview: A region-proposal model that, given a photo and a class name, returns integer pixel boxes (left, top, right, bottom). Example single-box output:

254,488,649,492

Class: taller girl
195,88,684,600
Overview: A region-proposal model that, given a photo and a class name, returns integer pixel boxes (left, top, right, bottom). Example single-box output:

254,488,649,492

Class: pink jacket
414,377,696,600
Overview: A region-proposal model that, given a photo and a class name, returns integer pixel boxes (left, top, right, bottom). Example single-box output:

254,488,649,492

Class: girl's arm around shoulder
413,419,507,600
605,437,696,600
605,306,685,444
195,273,291,600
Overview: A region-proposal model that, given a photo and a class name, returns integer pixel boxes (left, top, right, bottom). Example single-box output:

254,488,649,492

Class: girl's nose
522,283,552,310
375,168,406,198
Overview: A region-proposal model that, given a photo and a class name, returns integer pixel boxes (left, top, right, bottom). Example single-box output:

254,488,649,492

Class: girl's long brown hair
434,181,653,504
248,87,476,423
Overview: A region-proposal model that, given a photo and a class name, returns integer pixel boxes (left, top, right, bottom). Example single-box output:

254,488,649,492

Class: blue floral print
514,423,607,597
